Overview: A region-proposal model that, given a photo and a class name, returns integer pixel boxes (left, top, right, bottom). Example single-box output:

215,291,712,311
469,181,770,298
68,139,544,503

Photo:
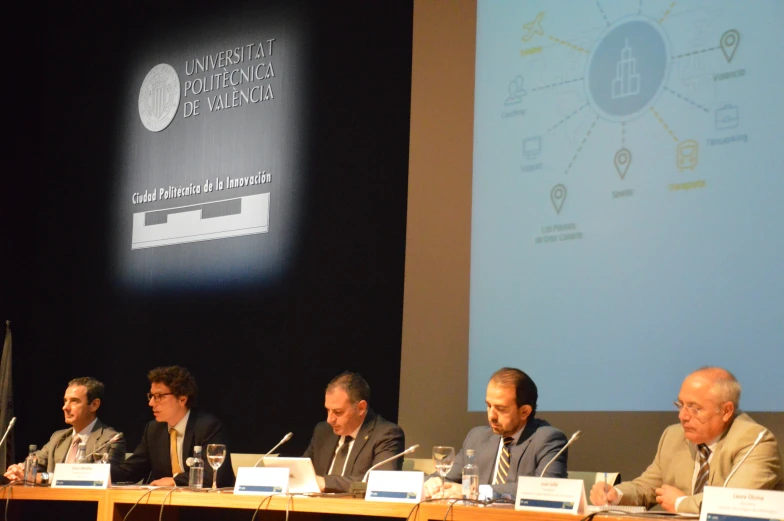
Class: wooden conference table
2,485,634,521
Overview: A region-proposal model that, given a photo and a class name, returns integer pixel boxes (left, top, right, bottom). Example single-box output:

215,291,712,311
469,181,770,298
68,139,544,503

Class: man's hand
4,464,25,482
589,481,619,505
150,477,176,487
655,484,685,512
316,476,326,492
423,477,461,499
424,477,442,498
440,482,462,498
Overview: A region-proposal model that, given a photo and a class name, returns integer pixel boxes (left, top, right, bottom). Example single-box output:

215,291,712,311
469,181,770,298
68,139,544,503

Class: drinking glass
92,452,109,464
432,446,455,498
206,444,227,491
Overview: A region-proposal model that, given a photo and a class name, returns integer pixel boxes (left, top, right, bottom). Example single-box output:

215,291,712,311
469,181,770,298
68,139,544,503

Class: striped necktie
494,436,515,484
65,435,81,463
694,444,711,494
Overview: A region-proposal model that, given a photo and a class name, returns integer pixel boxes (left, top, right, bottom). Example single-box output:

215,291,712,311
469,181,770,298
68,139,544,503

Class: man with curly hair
111,366,234,487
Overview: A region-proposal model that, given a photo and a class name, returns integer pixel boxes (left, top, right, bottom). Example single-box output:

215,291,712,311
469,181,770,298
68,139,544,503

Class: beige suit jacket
617,413,783,514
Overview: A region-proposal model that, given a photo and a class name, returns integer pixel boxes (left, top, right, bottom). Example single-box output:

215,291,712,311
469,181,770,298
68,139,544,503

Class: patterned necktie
694,444,712,494
169,428,183,475
329,436,353,476
494,436,515,484
66,435,81,463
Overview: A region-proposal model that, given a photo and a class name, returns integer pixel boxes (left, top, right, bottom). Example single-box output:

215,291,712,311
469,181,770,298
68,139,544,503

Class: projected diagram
131,193,270,249
469,1,783,412
512,4,744,215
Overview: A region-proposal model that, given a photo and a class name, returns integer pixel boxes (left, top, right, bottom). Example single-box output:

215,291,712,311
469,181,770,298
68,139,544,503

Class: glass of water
205,444,226,491
432,446,455,498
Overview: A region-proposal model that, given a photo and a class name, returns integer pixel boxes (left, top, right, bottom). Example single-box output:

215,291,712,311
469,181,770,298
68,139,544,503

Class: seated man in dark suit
304,371,405,492
111,366,235,488
424,367,568,499
4,377,125,485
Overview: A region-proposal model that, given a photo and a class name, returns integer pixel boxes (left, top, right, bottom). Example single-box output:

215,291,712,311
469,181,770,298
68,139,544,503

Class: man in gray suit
424,367,568,499
3,377,125,484
303,372,405,492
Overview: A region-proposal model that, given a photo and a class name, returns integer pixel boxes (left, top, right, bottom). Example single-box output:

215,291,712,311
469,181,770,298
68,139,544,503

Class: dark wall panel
2,0,413,459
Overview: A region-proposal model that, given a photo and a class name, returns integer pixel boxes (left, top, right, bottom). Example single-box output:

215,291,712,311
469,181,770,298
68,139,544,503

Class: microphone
0,417,16,450
254,432,294,467
349,444,419,496
540,430,580,477
362,444,419,482
723,429,767,487
82,433,124,462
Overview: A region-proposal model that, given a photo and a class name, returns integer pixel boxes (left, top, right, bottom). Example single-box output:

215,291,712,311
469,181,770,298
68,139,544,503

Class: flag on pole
0,320,14,468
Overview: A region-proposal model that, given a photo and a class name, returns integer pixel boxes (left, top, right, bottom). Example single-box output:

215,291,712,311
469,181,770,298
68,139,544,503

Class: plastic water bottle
461,449,479,501
75,442,87,463
23,445,38,486
189,445,204,490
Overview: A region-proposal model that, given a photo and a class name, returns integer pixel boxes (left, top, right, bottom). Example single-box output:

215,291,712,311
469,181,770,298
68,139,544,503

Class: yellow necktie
169,428,183,476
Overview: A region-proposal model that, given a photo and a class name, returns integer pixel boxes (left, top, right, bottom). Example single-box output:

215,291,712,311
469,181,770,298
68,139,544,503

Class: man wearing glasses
590,367,783,514
111,366,235,488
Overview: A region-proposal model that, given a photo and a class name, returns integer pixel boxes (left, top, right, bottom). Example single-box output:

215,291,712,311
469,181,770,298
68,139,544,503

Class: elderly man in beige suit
590,367,782,514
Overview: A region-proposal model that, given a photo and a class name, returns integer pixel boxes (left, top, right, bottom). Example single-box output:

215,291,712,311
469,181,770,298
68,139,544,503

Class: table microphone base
349,481,367,497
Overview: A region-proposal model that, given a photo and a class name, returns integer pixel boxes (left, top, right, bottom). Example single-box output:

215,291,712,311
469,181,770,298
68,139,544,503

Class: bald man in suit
591,367,783,514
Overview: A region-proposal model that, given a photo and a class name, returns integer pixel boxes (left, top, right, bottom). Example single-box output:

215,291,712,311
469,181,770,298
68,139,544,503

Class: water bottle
188,445,204,490
75,442,87,464
23,445,38,486
461,449,479,501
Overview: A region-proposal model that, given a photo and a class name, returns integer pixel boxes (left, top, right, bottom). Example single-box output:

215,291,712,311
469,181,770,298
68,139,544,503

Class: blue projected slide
468,1,784,411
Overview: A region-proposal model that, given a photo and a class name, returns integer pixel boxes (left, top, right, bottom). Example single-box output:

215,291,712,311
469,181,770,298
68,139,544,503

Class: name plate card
515,477,586,514
52,463,111,489
234,467,289,495
700,486,783,521
365,470,424,503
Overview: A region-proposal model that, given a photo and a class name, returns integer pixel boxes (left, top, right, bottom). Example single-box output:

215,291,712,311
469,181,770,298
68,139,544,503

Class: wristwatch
39,471,50,485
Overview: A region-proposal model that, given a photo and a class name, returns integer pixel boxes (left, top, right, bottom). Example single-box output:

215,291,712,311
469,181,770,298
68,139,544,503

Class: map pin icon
720,29,740,63
614,148,632,180
550,184,566,214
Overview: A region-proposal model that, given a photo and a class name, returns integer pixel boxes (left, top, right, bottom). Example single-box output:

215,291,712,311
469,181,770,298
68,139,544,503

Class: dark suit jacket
35,418,125,473
303,409,405,492
111,409,235,487
444,418,568,497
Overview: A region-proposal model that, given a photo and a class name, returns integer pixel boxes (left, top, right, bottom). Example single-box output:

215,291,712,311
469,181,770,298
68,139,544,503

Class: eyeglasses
673,400,716,417
147,392,174,402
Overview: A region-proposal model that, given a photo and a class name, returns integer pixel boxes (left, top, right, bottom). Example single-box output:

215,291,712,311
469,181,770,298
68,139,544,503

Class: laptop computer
259,457,321,494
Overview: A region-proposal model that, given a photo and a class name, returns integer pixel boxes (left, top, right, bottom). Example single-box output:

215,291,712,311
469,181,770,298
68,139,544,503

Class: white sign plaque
52,463,111,489
515,477,586,514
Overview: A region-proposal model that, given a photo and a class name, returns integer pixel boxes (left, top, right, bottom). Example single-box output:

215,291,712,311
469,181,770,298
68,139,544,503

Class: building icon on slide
612,39,640,99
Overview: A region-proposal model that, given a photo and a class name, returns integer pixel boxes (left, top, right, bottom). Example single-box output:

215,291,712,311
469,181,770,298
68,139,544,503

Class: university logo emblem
138,64,180,132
